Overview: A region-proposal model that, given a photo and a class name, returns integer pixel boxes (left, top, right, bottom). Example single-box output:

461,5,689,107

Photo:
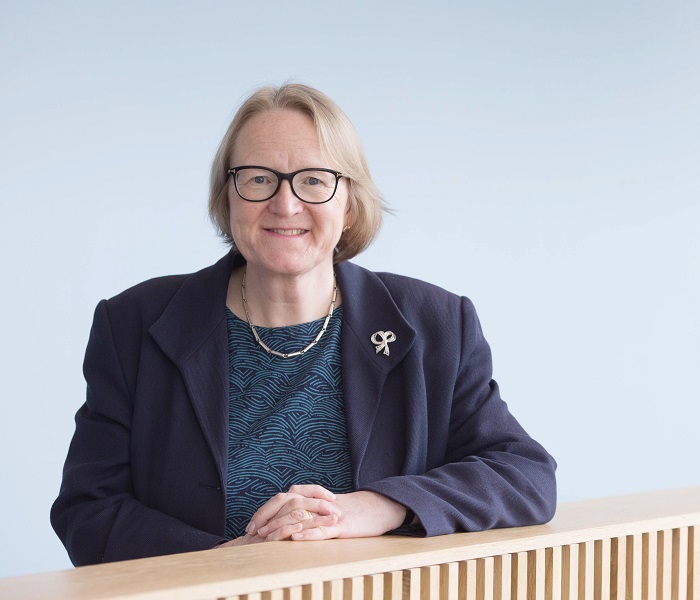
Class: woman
51,84,556,565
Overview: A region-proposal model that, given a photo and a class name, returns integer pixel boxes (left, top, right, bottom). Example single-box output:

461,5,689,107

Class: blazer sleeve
360,296,557,536
50,300,226,566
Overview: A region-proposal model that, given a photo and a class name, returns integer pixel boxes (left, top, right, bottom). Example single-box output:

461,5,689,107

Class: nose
268,180,303,216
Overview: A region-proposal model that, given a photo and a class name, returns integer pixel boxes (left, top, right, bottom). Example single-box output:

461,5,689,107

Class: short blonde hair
208,83,386,263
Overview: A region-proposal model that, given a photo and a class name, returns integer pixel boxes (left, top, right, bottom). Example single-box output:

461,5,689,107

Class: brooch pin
371,331,396,356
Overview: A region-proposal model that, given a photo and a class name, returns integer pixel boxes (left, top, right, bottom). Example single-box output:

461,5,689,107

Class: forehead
233,109,323,165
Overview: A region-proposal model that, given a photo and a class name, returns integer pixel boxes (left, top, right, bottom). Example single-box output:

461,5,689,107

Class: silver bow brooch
371,331,396,356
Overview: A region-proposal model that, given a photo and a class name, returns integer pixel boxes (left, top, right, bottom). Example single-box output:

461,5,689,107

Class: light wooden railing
2,487,698,600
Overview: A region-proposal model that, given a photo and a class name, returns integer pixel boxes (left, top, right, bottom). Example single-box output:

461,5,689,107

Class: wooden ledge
2,486,698,600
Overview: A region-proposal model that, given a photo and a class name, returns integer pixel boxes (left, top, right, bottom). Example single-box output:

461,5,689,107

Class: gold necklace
240,271,338,358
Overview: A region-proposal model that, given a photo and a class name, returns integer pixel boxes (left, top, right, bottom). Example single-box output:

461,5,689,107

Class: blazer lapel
147,254,415,489
336,262,416,483
149,252,237,486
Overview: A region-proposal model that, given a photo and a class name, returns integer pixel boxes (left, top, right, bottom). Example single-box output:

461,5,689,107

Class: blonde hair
209,83,386,263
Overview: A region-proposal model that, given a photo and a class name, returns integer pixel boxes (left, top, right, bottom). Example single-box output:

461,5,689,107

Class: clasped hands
218,485,407,547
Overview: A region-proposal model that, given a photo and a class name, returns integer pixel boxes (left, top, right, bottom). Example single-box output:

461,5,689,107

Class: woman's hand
220,485,408,546
289,491,407,541
246,484,342,541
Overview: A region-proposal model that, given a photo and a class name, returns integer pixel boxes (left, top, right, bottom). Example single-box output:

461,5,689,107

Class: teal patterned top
225,306,354,539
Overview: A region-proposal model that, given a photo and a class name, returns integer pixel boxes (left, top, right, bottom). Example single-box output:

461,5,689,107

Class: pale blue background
1,0,698,578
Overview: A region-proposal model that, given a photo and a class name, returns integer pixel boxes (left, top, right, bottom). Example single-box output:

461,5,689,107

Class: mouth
267,228,307,236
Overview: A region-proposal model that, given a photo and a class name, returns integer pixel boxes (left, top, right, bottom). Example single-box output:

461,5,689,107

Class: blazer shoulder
372,270,474,317
100,253,233,325
104,273,190,322
339,262,480,338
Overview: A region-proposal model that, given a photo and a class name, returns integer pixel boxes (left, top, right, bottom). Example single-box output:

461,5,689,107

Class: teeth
271,229,305,236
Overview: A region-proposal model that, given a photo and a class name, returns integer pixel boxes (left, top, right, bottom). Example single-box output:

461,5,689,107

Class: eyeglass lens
235,168,338,203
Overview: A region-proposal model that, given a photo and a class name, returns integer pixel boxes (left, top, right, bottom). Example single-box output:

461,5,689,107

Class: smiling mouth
268,229,307,236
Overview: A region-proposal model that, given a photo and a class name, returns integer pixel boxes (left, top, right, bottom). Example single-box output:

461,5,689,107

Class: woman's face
229,109,350,279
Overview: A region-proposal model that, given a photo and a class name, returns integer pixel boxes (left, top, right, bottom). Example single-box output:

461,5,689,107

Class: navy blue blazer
51,252,556,566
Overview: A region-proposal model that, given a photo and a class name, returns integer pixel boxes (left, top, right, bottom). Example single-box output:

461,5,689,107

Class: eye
239,171,275,187
298,173,332,187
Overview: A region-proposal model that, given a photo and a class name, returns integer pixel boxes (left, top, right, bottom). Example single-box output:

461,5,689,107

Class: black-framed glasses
228,166,344,204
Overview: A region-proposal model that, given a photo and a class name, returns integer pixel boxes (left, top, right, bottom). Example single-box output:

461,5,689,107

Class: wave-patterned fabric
224,306,354,539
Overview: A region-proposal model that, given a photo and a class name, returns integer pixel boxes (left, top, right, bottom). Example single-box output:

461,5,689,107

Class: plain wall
1,0,698,578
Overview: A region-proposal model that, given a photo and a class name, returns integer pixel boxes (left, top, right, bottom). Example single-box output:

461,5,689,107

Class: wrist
359,490,407,532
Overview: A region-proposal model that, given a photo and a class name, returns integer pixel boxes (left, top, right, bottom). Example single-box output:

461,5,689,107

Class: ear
343,209,355,231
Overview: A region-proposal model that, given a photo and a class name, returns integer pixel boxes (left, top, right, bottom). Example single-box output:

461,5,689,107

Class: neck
227,264,339,328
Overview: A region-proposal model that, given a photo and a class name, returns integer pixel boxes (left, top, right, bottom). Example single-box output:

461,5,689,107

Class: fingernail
258,526,268,536
292,532,303,540
247,523,256,535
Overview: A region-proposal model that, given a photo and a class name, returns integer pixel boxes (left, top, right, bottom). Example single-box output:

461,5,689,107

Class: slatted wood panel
318,528,697,600
235,532,691,600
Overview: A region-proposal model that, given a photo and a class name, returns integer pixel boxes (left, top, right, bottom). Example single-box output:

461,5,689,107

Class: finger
256,497,341,536
287,484,336,501
249,491,342,536
282,497,341,516
257,508,311,538
246,492,302,535
263,521,304,542
291,523,341,541
301,513,339,530
262,511,339,538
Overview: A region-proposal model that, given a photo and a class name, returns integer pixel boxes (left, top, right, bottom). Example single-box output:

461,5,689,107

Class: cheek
228,206,240,240
227,190,236,225
320,205,347,238
228,199,252,244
